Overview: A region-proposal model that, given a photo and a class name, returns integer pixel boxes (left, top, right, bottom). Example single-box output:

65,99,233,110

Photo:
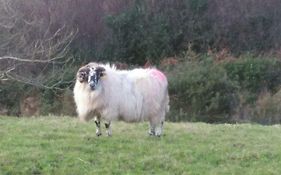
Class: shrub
39,89,61,115
166,55,281,124
252,90,281,124
61,88,76,116
39,64,77,115
167,59,239,123
105,0,173,65
0,81,29,116
223,57,281,103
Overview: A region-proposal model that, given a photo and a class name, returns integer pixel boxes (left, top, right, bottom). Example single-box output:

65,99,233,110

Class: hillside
1,116,281,174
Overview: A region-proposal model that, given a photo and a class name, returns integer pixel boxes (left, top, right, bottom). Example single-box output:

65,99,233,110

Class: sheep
73,62,169,136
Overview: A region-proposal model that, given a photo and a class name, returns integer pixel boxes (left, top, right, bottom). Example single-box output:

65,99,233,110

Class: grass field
1,116,281,175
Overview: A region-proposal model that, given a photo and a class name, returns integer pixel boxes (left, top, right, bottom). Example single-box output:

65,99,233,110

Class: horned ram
73,62,169,136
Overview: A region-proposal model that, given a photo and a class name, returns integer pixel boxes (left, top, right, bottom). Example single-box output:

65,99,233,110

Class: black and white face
88,66,105,90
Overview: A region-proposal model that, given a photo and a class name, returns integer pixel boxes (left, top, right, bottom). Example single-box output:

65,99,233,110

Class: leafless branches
0,0,77,89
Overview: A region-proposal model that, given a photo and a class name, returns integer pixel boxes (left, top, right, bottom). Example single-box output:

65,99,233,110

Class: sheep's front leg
149,122,156,136
94,116,102,136
105,121,112,137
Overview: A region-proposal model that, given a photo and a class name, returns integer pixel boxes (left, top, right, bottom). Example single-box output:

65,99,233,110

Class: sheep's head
88,66,105,90
77,66,90,83
77,63,100,83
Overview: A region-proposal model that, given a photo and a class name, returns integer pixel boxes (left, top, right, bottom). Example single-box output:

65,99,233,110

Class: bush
0,82,29,116
105,0,173,65
252,90,281,124
223,57,281,103
61,88,76,116
167,59,239,123
39,64,77,115
103,0,281,64
166,55,281,124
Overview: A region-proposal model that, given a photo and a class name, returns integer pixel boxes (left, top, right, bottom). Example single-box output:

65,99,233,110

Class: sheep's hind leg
94,116,102,136
155,121,164,137
105,121,112,136
155,112,165,137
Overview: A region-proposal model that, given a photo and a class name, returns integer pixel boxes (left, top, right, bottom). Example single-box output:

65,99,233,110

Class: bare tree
0,0,77,89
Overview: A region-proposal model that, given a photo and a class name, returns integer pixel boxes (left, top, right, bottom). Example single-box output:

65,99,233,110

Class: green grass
1,116,281,175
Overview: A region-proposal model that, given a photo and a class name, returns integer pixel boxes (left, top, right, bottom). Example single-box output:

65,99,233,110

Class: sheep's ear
96,66,106,77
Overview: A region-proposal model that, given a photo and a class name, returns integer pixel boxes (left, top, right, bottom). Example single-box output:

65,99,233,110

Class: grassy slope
0,116,281,175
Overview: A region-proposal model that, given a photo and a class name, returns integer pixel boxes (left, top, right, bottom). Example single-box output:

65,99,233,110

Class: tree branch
0,0,78,89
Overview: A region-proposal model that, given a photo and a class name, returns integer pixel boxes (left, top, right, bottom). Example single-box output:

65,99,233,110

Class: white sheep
73,62,169,136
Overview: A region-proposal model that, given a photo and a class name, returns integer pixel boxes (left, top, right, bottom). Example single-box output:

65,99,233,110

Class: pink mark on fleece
149,69,167,82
